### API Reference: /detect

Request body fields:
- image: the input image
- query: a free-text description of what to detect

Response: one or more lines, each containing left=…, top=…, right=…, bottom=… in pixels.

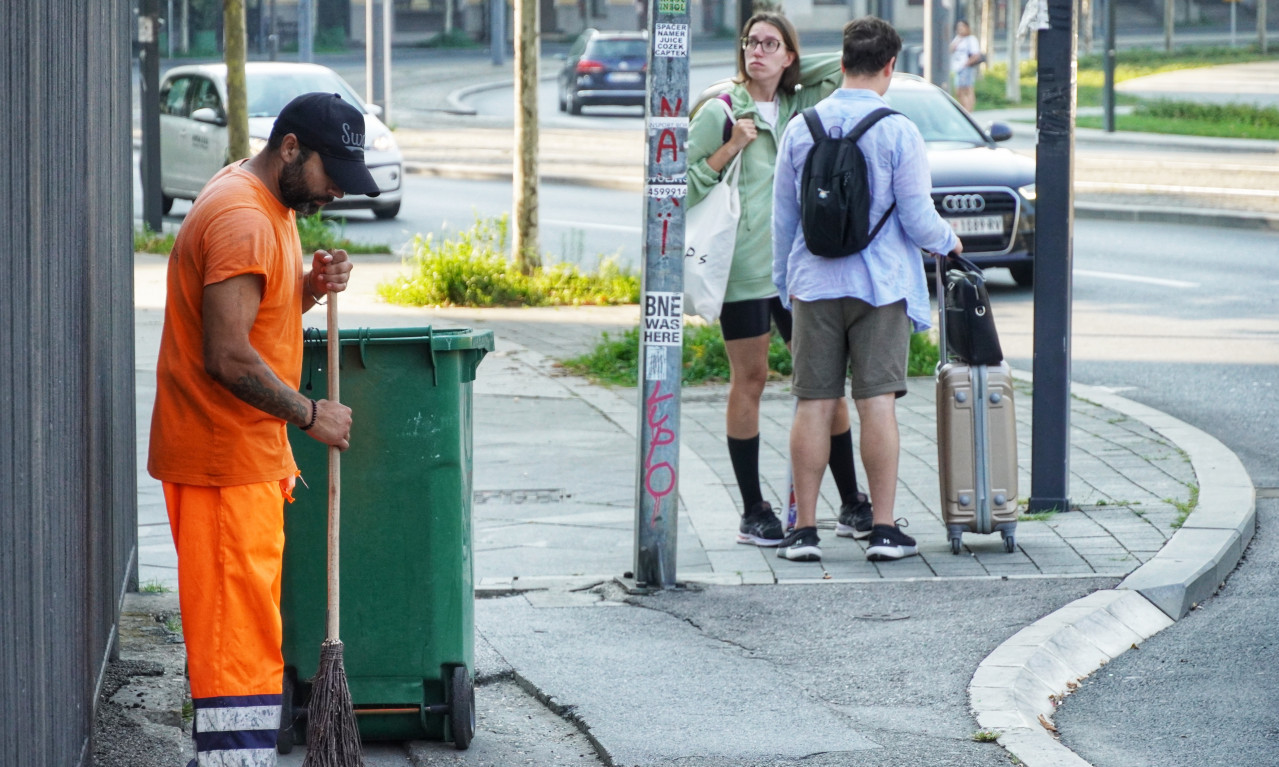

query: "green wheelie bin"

left=278, top=326, right=493, bottom=752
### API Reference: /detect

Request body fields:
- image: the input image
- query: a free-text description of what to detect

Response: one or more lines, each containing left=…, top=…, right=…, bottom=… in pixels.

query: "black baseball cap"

left=273, top=92, right=381, bottom=197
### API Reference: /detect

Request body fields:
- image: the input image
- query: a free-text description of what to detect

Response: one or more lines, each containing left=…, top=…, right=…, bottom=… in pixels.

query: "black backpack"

left=799, top=107, right=900, bottom=258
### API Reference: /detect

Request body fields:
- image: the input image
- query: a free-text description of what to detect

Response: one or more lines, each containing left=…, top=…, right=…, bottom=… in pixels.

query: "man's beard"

left=279, top=154, right=332, bottom=217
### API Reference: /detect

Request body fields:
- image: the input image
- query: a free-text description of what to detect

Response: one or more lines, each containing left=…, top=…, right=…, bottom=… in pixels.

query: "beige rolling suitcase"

left=934, top=254, right=1019, bottom=554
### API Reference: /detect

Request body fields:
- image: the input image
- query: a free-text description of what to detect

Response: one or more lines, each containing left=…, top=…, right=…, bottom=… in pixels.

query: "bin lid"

left=305, top=326, right=495, bottom=353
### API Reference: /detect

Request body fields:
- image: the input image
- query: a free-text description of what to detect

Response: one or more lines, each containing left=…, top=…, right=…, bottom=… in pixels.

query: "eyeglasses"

left=741, top=37, right=783, bottom=54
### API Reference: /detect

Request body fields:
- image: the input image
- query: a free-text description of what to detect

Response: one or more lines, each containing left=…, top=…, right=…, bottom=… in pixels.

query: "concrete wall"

left=0, top=1, right=138, bottom=765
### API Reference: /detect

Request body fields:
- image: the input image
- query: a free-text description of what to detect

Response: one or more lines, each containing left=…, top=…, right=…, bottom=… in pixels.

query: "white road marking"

left=1075, top=181, right=1279, bottom=199
left=1074, top=269, right=1199, bottom=289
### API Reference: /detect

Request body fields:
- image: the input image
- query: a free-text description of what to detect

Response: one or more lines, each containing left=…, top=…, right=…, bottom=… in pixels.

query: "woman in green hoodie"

left=687, top=11, right=872, bottom=548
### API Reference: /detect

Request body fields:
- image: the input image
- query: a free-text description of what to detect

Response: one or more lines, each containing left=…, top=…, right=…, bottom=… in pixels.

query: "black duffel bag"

left=941, top=254, right=1004, bottom=366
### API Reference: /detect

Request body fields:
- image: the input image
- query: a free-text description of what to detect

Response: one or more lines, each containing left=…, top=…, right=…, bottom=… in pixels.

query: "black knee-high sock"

left=727, top=435, right=764, bottom=512
left=828, top=429, right=861, bottom=504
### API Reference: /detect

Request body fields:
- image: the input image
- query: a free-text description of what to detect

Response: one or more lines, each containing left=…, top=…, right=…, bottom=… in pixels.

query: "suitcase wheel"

left=950, top=536, right=963, bottom=555
left=1001, top=531, right=1016, bottom=553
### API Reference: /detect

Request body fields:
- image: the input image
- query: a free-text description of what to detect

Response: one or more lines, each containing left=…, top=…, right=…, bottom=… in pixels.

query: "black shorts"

left=719, top=296, right=793, bottom=343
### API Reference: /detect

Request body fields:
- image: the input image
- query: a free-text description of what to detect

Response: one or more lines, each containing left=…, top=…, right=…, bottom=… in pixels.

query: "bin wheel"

left=449, top=666, right=476, bottom=750
left=277, top=670, right=296, bottom=754
left=1002, top=533, right=1016, bottom=553
left=950, top=536, right=962, bottom=555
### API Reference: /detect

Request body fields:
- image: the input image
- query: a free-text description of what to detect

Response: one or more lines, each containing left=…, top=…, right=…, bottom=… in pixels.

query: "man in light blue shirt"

left=771, top=16, right=960, bottom=563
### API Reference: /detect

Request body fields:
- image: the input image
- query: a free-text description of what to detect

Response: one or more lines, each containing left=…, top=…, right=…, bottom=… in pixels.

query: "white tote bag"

left=684, top=101, right=741, bottom=324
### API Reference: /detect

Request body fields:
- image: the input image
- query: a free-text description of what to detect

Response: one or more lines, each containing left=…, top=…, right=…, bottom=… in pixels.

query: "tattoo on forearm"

left=229, top=372, right=309, bottom=425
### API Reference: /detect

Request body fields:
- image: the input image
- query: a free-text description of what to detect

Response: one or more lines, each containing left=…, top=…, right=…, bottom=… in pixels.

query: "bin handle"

left=425, top=326, right=439, bottom=386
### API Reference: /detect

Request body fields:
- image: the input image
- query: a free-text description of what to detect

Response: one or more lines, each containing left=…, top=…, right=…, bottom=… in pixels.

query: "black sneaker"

left=866, top=521, right=918, bottom=561
left=834, top=493, right=874, bottom=540
left=776, top=526, right=822, bottom=561
left=736, top=502, right=784, bottom=547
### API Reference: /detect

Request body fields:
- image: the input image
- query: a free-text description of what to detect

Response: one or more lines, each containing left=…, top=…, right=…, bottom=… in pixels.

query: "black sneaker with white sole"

left=776, top=526, right=822, bottom=561
left=736, top=502, right=784, bottom=547
left=834, top=494, right=873, bottom=539
left=865, top=522, right=918, bottom=561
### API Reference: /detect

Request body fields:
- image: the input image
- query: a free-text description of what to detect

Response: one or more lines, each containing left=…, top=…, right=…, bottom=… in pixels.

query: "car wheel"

left=557, top=85, right=567, bottom=113
left=1009, top=263, right=1034, bottom=287
left=568, top=91, right=582, bottom=116
left=161, top=194, right=174, bottom=215
left=373, top=202, right=400, bottom=220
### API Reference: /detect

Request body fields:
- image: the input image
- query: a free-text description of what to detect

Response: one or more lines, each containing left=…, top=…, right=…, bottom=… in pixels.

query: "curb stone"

left=970, top=376, right=1256, bottom=767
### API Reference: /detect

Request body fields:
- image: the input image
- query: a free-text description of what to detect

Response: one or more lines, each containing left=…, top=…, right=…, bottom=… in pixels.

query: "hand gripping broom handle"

left=326, top=294, right=341, bottom=642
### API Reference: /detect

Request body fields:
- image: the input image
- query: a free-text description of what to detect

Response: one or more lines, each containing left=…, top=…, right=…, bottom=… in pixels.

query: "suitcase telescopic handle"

left=933, top=251, right=954, bottom=369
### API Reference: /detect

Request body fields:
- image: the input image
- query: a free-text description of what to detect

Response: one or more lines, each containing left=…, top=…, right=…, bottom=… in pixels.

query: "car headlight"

left=370, top=133, right=396, bottom=153
left=249, top=137, right=268, bottom=156
left=1019, top=183, right=1036, bottom=201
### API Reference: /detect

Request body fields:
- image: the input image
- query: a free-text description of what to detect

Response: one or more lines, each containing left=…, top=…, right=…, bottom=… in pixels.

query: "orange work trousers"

left=165, top=478, right=292, bottom=766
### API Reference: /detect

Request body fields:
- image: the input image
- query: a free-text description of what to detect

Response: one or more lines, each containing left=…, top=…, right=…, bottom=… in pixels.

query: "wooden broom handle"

left=326, top=293, right=341, bottom=641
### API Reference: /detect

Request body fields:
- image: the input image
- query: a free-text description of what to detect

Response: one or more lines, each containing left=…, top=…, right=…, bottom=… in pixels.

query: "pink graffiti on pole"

left=644, top=380, right=677, bottom=526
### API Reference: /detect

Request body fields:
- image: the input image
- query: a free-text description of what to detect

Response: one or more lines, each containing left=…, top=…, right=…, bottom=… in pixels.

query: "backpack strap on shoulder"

left=853, top=107, right=902, bottom=242
left=847, top=107, right=900, bottom=142
left=801, top=107, right=825, bottom=141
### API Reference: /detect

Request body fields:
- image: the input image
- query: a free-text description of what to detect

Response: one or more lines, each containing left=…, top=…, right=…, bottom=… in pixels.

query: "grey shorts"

left=954, top=67, right=976, bottom=88
left=790, top=298, right=911, bottom=400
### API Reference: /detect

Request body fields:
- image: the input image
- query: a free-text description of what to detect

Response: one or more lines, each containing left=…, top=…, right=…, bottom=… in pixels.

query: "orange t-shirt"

left=148, top=162, right=305, bottom=486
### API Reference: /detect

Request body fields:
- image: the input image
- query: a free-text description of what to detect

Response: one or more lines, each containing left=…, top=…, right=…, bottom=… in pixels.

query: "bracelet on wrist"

left=299, top=399, right=318, bottom=431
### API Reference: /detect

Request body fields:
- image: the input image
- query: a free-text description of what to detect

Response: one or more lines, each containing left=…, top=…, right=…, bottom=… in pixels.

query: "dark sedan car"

left=884, top=74, right=1036, bottom=286
left=557, top=29, right=648, bottom=115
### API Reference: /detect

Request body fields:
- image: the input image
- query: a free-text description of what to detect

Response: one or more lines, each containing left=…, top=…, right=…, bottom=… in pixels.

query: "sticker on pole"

left=643, top=292, right=683, bottom=347
left=654, top=23, right=690, bottom=58
left=658, top=0, right=687, bottom=13
left=646, top=345, right=667, bottom=380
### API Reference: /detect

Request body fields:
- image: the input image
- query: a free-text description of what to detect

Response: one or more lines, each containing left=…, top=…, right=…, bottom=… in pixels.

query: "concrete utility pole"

left=138, top=0, right=163, bottom=233
left=1006, top=0, right=1019, bottom=103
left=924, top=0, right=951, bottom=88
left=225, top=0, right=250, bottom=163
left=513, top=0, right=540, bottom=271
left=1103, top=0, right=1115, bottom=131
left=1259, top=0, right=1267, bottom=53
left=299, top=0, right=314, bottom=62
left=366, top=0, right=393, bottom=121
left=1029, top=0, right=1075, bottom=513
left=1164, top=0, right=1174, bottom=51
left=491, top=0, right=506, bottom=65
left=633, top=0, right=690, bottom=590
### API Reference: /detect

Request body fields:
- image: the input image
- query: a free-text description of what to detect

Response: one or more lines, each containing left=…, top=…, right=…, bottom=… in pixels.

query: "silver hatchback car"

left=158, top=62, right=404, bottom=219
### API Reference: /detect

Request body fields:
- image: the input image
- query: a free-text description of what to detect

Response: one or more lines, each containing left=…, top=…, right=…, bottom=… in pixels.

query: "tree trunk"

left=513, top=0, right=540, bottom=272
left=224, top=0, right=250, bottom=162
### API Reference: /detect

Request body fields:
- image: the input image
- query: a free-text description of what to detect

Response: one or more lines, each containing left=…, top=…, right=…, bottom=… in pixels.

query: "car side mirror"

left=191, top=107, right=226, bottom=126
left=366, top=103, right=384, bottom=118
left=986, top=122, right=1013, bottom=142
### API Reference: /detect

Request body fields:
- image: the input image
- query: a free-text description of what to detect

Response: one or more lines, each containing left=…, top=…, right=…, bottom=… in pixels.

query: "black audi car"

left=884, top=74, right=1036, bottom=286
left=557, top=29, right=648, bottom=115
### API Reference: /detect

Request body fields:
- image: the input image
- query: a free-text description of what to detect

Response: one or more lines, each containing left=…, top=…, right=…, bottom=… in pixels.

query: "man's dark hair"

left=841, top=16, right=902, bottom=76
left=265, top=126, right=314, bottom=162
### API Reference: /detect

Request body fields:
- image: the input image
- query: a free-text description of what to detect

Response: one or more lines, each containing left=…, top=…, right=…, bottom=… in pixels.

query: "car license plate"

left=608, top=72, right=642, bottom=84
left=947, top=215, right=1004, bottom=236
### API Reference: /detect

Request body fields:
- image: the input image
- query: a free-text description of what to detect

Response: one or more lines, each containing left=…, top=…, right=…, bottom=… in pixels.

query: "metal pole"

left=634, top=0, right=689, bottom=590
left=1103, top=0, right=1115, bottom=132
left=1230, top=0, right=1237, bottom=48
left=366, top=0, right=374, bottom=102
left=1163, top=0, right=1173, bottom=52
left=382, top=0, right=393, bottom=124
left=1006, top=0, right=1019, bottom=103
left=490, top=0, right=506, bottom=65
left=167, top=0, right=174, bottom=57
left=299, top=0, right=313, bottom=62
left=1259, top=0, right=1267, bottom=54
left=1029, top=0, right=1074, bottom=514
left=138, top=0, right=163, bottom=233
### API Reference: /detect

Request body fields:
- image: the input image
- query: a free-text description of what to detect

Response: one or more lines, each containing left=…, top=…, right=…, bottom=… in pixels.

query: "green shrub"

left=134, top=226, right=176, bottom=254
left=378, top=215, right=640, bottom=307
left=563, top=325, right=937, bottom=387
